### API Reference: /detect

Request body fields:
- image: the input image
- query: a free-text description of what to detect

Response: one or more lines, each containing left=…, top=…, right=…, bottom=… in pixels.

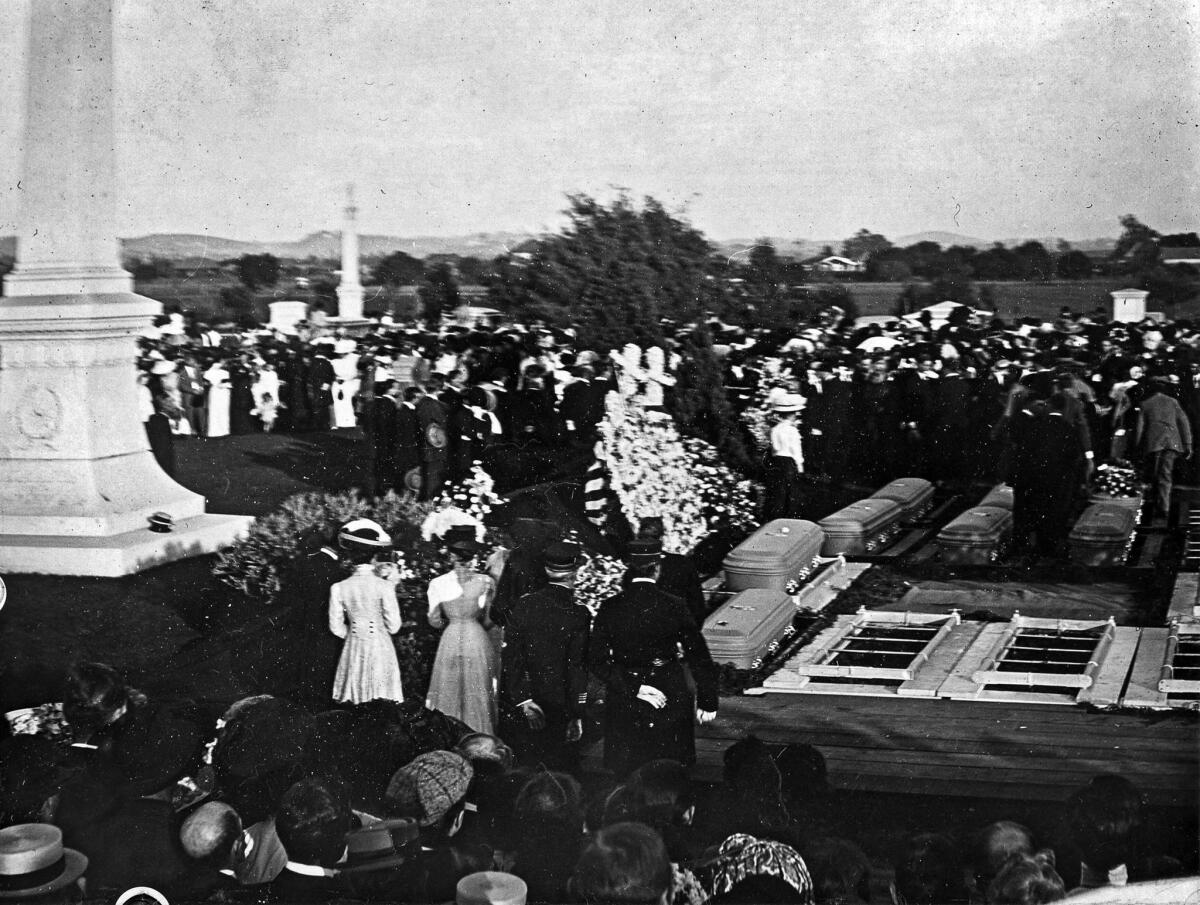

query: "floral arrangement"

left=600, top=386, right=708, bottom=553
left=431, top=462, right=503, bottom=526
left=212, top=490, right=437, bottom=605
left=213, top=464, right=503, bottom=607
left=573, top=551, right=628, bottom=617
left=682, top=438, right=761, bottom=536
left=1093, top=462, right=1141, bottom=499
left=5, top=703, right=71, bottom=745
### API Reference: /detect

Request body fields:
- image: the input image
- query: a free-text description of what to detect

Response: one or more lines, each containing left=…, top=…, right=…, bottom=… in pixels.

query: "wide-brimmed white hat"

left=337, top=518, right=392, bottom=550
left=0, top=824, right=87, bottom=899
left=772, top=393, right=806, bottom=413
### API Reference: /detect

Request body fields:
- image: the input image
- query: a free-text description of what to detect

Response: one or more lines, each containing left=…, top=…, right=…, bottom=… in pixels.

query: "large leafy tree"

left=485, top=193, right=724, bottom=350
left=236, top=253, right=280, bottom=291
left=419, top=262, right=459, bottom=327
left=841, top=228, right=893, bottom=263
left=1112, top=214, right=1160, bottom=272
left=372, top=250, right=424, bottom=287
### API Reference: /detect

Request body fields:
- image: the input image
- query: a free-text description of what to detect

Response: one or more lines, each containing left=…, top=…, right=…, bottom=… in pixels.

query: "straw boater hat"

left=337, top=519, right=392, bottom=551
left=0, top=824, right=87, bottom=899
left=456, top=871, right=528, bottom=905
left=772, top=393, right=806, bottom=413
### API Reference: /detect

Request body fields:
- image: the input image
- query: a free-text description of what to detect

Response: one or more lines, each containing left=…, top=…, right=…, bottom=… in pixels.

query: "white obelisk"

left=0, top=0, right=250, bottom=575
left=336, top=183, right=365, bottom=321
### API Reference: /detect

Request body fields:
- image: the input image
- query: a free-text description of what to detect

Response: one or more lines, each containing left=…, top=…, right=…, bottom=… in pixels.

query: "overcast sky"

left=0, top=0, right=1196, bottom=244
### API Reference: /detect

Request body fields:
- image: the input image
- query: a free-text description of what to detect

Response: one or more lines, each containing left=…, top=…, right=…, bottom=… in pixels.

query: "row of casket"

left=706, top=478, right=937, bottom=668
left=818, top=477, right=935, bottom=556
left=936, top=483, right=1140, bottom=566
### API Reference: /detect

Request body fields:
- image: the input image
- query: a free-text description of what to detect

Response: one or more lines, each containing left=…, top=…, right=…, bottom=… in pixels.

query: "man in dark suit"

left=366, top=380, right=399, bottom=497
left=265, top=777, right=354, bottom=903
left=632, top=517, right=707, bottom=624
left=395, top=387, right=423, bottom=496
left=501, top=542, right=592, bottom=771
left=415, top=381, right=448, bottom=501
left=307, top=344, right=336, bottom=432
left=560, top=365, right=598, bottom=448
left=1008, top=383, right=1088, bottom=558
left=589, top=539, right=719, bottom=777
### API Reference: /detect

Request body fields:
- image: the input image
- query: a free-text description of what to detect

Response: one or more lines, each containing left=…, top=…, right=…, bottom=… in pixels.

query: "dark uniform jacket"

left=589, top=579, right=718, bottom=774
left=502, top=583, right=590, bottom=718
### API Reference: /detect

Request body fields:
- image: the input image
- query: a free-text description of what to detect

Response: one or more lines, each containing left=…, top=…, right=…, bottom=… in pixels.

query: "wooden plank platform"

left=1168, top=573, right=1200, bottom=622
left=690, top=692, right=1198, bottom=805
left=1123, top=627, right=1172, bottom=709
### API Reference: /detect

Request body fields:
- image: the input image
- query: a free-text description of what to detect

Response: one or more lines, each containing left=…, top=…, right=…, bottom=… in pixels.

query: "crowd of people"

left=6, top=298, right=1182, bottom=903
left=139, top=300, right=1200, bottom=551
left=0, top=657, right=1177, bottom=904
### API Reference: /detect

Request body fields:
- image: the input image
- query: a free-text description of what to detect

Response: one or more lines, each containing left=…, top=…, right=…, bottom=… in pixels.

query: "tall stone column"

left=336, top=184, right=365, bottom=321
left=0, top=0, right=250, bottom=575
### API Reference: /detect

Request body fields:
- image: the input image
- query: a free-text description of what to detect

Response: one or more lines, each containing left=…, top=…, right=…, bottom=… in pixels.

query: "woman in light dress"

left=331, top=344, right=361, bottom=429
left=328, top=519, right=405, bottom=704
left=425, top=527, right=498, bottom=733
left=252, top=359, right=281, bottom=432
left=202, top=358, right=232, bottom=438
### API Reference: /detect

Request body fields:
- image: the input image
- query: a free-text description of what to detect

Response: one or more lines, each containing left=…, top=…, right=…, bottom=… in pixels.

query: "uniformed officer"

left=589, top=538, right=718, bottom=777
left=501, top=541, right=591, bottom=770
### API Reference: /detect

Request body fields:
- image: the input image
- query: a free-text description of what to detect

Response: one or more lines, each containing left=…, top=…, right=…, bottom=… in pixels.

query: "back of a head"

left=774, top=744, right=829, bottom=811
left=801, top=836, right=871, bottom=905
left=514, top=770, right=583, bottom=833
left=637, top=517, right=666, bottom=543
left=570, top=822, right=673, bottom=904
left=710, top=874, right=809, bottom=904
left=723, top=735, right=783, bottom=800
left=973, top=821, right=1035, bottom=892
left=628, top=759, right=694, bottom=828
left=894, top=832, right=962, bottom=905
left=987, top=850, right=1066, bottom=904
left=275, top=777, right=351, bottom=868
left=180, top=801, right=243, bottom=870
left=63, top=660, right=130, bottom=733
left=1066, top=774, right=1143, bottom=873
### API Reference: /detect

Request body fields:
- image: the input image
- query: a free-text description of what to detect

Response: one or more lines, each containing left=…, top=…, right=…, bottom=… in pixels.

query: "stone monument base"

left=324, top=316, right=373, bottom=336
left=0, top=513, right=254, bottom=577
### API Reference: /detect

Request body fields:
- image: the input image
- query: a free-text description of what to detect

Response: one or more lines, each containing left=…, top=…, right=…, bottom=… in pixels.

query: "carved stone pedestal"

left=0, top=295, right=251, bottom=576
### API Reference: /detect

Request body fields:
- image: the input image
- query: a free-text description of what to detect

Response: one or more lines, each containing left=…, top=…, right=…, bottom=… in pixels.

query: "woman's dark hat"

left=108, top=704, right=206, bottom=797
left=444, top=524, right=482, bottom=556
left=543, top=541, right=585, bottom=573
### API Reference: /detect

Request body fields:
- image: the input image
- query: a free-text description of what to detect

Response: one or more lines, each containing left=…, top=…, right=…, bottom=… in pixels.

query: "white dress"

left=203, top=364, right=231, bottom=438
left=332, top=353, right=360, bottom=429
left=252, top=367, right=281, bottom=431
left=329, top=564, right=405, bottom=703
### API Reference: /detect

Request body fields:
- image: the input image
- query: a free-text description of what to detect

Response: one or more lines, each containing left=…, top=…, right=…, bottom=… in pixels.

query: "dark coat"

left=502, top=584, right=591, bottom=717
left=658, top=552, right=708, bottom=625
left=589, top=579, right=718, bottom=775
left=394, top=402, right=422, bottom=475
left=415, top=395, right=448, bottom=464
left=59, top=794, right=195, bottom=899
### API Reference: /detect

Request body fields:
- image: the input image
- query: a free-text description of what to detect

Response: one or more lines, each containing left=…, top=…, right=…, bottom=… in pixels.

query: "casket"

left=937, top=506, right=1012, bottom=565
left=978, top=483, right=1014, bottom=511
left=870, top=477, right=935, bottom=523
left=1069, top=502, right=1138, bottom=567
left=818, top=498, right=904, bottom=556
left=703, top=588, right=796, bottom=670
left=722, top=519, right=824, bottom=592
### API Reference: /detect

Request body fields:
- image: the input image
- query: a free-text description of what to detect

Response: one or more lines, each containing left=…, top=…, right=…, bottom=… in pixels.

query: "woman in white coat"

left=202, top=358, right=232, bottom=438
left=328, top=520, right=406, bottom=703
left=331, top=342, right=361, bottom=429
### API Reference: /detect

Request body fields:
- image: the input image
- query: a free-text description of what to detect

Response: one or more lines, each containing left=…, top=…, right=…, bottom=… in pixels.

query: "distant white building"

left=1159, top=247, right=1200, bottom=267
left=809, top=255, right=865, bottom=273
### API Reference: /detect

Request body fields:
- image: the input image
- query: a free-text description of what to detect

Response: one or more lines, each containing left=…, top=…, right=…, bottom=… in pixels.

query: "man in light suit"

left=1136, top=376, right=1192, bottom=523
